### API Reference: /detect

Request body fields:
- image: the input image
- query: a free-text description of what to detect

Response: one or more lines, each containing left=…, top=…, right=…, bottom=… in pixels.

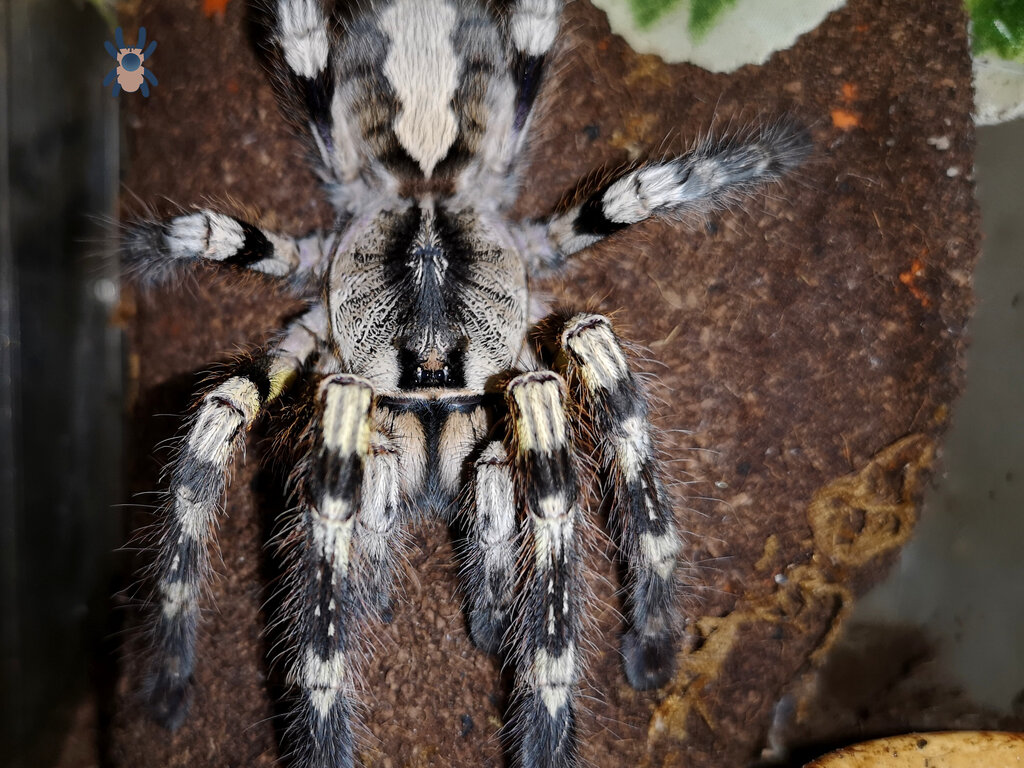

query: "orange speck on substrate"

left=227, top=78, right=240, bottom=94
left=203, top=0, right=229, bottom=18
left=899, top=257, right=931, bottom=308
left=597, top=38, right=609, bottom=51
left=841, top=82, right=858, bottom=101
left=831, top=108, right=859, bottom=130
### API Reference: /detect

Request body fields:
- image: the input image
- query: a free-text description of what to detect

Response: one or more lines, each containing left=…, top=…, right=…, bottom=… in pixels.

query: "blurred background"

left=1, top=0, right=122, bottom=765
left=0, top=0, right=1022, bottom=765
left=850, top=118, right=1024, bottom=715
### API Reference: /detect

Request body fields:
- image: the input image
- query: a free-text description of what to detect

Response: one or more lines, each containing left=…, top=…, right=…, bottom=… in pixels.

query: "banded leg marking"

left=545, top=118, right=811, bottom=259
left=268, top=0, right=395, bottom=204
left=560, top=314, right=681, bottom=690
left=146, top=309, right=321, bottom=728
left=269, top=0, right=353, bottom=183
left=286, top=374, right=379, bottom=768
left=124, top=209, right=329, bottom=286
left=506, top=0, right=563, bottom=131
left=507, top=371, right=582, bottom=768
left=358, top=425, right=403, bottom=621
left=466, top=441, right=517, bottom=654
left=148, top=375, right=266, bottom=728
left=274, top=0, right=330, bottom=81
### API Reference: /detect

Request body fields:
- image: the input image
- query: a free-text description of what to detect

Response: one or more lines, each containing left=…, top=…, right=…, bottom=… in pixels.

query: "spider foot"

left=468, top=606, right=508, bottom=655
left=290, top=697, right=356, bottom=768
left=623, top=628, right=678, bottom=691
left=374, top=592, right=395, bottom=624
left=516, top=693, right=578, bottom=768
left=145, top=667, right=192, bottom=731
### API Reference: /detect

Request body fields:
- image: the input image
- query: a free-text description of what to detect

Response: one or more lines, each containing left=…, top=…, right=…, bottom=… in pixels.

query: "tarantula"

left=125, top=0, right=809, bottom=765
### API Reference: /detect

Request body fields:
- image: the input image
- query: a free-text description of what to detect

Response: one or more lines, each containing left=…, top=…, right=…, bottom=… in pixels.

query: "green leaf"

left=629, top=0, right=685, bottom=29
left=689, top=0, right=740, bottom=39
left=626, top=0, right=741, bottom=39
left=967, top=0, right=1024, bottom=62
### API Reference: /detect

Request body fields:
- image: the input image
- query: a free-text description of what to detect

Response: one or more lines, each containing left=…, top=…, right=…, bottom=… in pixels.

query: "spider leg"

left=464, top=441, right=517, bottom=654
left=446, top=0, right=563, bottom=210
left=266, top=0, right=336, bottom=169
left=143, top=69, right=158, bottom=86
left=145, top=307, right=324, bottom=728
left=104, top=40, right=118, bottom=61
left=284, top=374, right=403, bottom=768
left=502, top=0, right=563, bottom=134
left=558, top=314, right=681, bottom=689
left=140, top=81, right=150, bottom=98
left=507, top=371, right=583, bottom=768
left=357, top=408, right=405, bottom=621
left=103, top=68, right=117, bottom=87
left=521, top=117, right=811, bottom=271
left=266, top=0, right=389, bottom=212
left=122, top=209, right=331, bottom=289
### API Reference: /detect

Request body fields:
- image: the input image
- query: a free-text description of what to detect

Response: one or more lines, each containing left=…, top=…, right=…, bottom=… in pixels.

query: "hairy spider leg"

left=122, top=210, right=331, bottom=288
left=441, top=0, right=565, bottom=212
left=507, top=371, right=584, bottom=768
left=145, top=307, right=324, bottom=728
left=282, top=374, right=385, bottom=768
left=521, top=118, right=812, bottom=271
left=353, top=416, right=405, bottom=622
left=505, top=0, right=563, bottom=134
left=267, top=0, right=346, bottom=183
left=464, top=441, right=518, bottom=654
left=560, top=314, right=682, bottom=689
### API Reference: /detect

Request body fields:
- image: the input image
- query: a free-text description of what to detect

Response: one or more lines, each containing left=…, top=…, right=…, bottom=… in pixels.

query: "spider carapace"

left=125, top=0, right=810, bottom=766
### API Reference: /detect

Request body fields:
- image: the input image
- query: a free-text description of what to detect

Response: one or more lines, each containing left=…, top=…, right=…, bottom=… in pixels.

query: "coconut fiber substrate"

left=97, top=0, right=984, bottom=766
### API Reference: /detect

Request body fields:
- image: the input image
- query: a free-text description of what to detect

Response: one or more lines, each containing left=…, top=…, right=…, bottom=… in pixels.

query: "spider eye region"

left=415, top=364, right=451, bottom=387
left=398, top=347, right=463, bottom=390
left=121, top=52, right=142, bottom=71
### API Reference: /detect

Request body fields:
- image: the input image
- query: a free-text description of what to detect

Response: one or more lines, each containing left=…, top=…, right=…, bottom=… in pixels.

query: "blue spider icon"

left=103, top=27, right=158, bottom=97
